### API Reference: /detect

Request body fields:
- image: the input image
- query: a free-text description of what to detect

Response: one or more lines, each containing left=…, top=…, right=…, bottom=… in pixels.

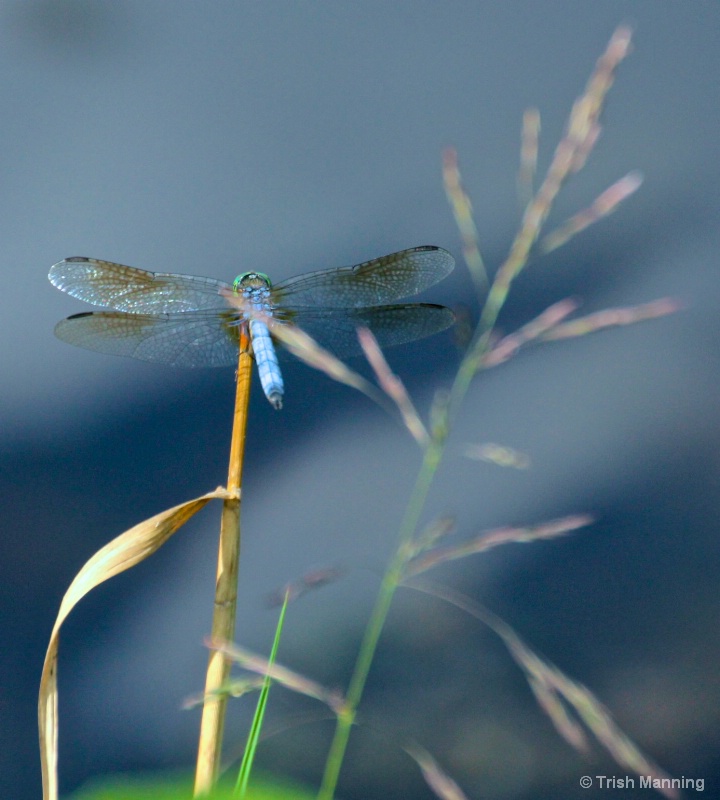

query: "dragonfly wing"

left=49, top=258, right=233, bottom=313
left=272, top=246, right=455, bottom=308
left=54, top=310, right=243, bottom=368
left=284, top=303, right=455, bottom=358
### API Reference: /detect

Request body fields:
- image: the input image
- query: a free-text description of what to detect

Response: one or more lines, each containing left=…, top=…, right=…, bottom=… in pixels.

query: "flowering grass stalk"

left=314, top=25, right=679, bottom=800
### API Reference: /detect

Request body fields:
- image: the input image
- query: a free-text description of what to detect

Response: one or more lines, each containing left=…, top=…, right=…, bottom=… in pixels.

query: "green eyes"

left=233, top=272, right=272, bottom=292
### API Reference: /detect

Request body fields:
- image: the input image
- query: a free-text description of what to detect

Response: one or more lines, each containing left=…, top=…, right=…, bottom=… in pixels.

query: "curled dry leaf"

left=39, top=486, right=235, bottom=800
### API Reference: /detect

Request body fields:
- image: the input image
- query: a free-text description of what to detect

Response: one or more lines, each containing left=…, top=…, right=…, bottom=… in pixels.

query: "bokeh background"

left=2, top=2, right=719, bottom=799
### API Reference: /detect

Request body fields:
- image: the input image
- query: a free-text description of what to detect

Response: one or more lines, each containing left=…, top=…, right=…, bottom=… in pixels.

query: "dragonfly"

left=48, top=246, right=455, bottom=409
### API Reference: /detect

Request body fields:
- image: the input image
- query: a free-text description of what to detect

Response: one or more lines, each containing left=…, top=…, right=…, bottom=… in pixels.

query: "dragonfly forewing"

left=271, top=246, right=454, bottom=308
left=48, top=258, right=232, bottom=313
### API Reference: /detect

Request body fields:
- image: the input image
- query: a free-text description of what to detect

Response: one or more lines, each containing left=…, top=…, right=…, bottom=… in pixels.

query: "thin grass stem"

left=236, top=590, right=290, bottom=797
left=317, top=141, right=538, bottom=794
left=317, top=440, right=442, bottom=799
left=319, top=29, right=634, bottom=798
left=194, top=337, right=253, bottom=796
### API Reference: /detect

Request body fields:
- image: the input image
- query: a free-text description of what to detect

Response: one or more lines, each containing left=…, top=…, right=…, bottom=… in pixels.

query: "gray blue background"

left=2, top=2, right=719, bottom=799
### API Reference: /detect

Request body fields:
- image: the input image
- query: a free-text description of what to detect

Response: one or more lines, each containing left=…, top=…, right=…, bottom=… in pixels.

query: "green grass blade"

left=235, top=591, right=290, bottom=798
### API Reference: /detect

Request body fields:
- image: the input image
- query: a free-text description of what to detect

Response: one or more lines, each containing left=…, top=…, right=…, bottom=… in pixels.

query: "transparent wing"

left=271, top=246, right=455, bottom=309
left=49, top=258, right=233, bottom=313
left=284, top=303, right=456, bottom=358
left=54, top=311, right=243, bottom=368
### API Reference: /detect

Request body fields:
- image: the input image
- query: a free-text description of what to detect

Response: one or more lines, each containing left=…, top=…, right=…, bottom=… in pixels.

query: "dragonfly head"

left=233, top=272, right=272, bottom=293
left=225, top=272, right=274, bottom=321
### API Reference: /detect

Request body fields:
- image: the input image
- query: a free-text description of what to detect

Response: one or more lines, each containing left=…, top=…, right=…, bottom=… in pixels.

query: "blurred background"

left=2, top=2, right=719, bottom=799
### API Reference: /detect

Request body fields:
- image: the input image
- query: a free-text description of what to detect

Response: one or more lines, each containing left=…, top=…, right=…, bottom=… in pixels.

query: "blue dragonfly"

left=48, top=246, right=455, bottom=409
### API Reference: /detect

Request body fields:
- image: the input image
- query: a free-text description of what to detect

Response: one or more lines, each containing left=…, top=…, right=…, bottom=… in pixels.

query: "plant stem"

left=236, top=591, right=290, bottom=797
left=319, top=28, right=633, bottom=799
left=317, top=440, right=442, bottom=800
left=317, top=260, right=515, bottom=800
left=316, top=267, right=523, bottom=800
left=194, top=340, right=253, bottom=796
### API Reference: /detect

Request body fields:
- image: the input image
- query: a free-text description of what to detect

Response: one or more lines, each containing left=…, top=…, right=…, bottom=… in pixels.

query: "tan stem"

left=194, top=339, right=252, bottom=795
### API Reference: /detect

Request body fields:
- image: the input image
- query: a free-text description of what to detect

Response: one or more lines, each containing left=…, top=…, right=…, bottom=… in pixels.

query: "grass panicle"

left=357, top=326, right=430, bottom=446
left=461, top=441, right=532, bottom=469
left=404, top=744, right=470, bottom=800
left=210, top=639, right=346, bottom=716
left=443, top=147, right=488, bottom=295
left=404, top=581, right=681, bottom=800
left=266, top=566, right=347, bottom=608
left=312, top=24, right=680, bottom=800
left=517, top=107, right=541, bottom=209
left=403, top=514, right=594, bottom=578
left=540, top=170, right=643, bottom=253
